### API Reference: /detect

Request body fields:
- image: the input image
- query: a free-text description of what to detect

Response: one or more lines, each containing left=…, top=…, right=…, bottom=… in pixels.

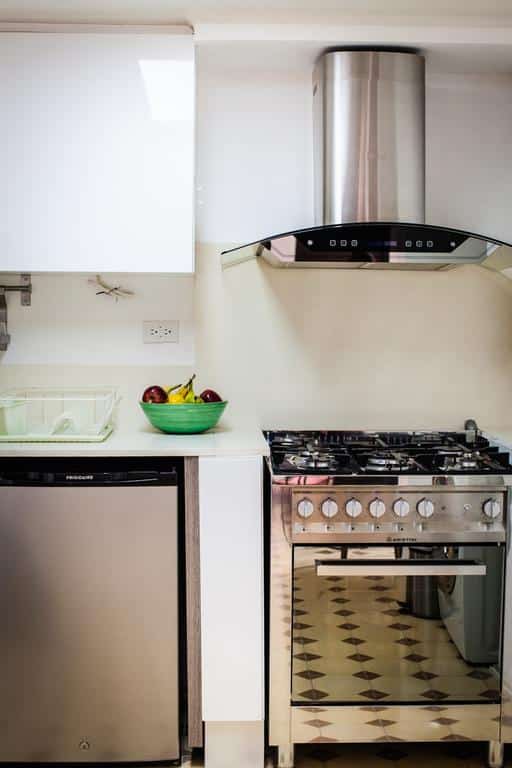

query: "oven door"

left=292, top=545, right=504, bottom=707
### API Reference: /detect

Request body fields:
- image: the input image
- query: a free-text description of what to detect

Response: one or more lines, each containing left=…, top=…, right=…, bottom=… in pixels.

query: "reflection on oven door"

left=438, top=546, right=501, bottom=665
left=292, top=545, right=503, bottom=706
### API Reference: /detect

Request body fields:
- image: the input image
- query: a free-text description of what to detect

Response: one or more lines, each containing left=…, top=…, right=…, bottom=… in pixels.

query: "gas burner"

left=362, top=451, right=424, bottom=473
left=288, top=451, right=339, bottom=471
left=384, top=431, right=447, bottom=448
left=340, top=432, right=386, bottom=449
left=436, top=450, right=495, bottom=473
left=271, top=433, right=305, bottom=450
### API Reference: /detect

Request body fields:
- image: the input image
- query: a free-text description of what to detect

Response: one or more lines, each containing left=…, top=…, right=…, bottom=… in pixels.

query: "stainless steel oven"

left=266, top=427, right=512, bottom=768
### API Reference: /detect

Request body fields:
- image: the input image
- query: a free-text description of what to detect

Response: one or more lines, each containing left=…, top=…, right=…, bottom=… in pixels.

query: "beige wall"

left=196, top=243, right=512, bottom=430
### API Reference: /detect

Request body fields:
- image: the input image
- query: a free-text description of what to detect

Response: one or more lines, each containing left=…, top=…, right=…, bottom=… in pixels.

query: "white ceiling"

left=1, top=0, right=512, bottom=24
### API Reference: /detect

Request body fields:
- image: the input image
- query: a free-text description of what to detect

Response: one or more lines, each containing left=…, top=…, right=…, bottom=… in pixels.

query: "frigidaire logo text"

left=66, top=475, right=94, bottom=481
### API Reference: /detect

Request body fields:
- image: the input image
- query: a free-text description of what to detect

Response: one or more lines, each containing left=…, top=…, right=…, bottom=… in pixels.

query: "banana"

left=168, top=374, right=196, bottom=404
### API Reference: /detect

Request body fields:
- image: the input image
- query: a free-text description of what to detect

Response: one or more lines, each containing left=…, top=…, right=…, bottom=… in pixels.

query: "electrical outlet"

left=143, top=320, right=179, bottom=344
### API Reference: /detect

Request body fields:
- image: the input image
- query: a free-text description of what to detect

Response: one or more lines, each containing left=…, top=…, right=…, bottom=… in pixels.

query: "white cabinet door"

left=198, top=456, right=264, bottom=722
left=0, top=31, right=194, bottom=273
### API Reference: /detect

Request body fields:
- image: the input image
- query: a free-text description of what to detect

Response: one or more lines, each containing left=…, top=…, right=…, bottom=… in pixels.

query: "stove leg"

left=488, top=740, right=504, bottom=768
left=277, top=744, right=294, bottom=768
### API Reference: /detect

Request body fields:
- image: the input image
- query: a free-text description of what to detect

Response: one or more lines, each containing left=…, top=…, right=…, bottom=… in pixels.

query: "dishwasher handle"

left=315, top=558, right=486, bottom=577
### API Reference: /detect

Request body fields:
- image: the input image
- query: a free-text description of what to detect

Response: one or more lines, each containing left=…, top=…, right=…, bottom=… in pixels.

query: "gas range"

left=267, top=428, right=512, bottom=764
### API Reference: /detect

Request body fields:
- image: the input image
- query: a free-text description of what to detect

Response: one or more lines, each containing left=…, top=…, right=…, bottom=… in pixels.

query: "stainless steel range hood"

left=222, top=49, right=512, bottom=271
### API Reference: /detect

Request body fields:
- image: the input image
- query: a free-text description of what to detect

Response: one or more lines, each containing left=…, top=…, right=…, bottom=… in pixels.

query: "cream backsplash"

left=195, top=243, right=512, bottom=431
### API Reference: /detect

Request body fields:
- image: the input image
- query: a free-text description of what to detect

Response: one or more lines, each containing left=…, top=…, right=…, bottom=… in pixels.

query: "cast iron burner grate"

left=266, top=429, right=512, bottom=477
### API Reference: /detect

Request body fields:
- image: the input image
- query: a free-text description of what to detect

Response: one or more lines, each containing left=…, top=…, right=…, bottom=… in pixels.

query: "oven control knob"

left=345, top=498, right=363, bottom=518
left=483, top=498, right=500, bottom=519
left=369, top=499, right=386, bottom=518
left=321, top=498, right=339, bottom=518
left=417, top=498, right=435, bottom=518
left=393, top=498, right=410, bottom=518
left=297, top=498, right=314, bottom=519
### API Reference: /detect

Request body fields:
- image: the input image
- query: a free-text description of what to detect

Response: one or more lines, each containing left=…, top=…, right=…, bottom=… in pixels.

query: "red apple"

left=142, top=385, right=168, bottom=404
left=200, top=388, right=223, bottom=403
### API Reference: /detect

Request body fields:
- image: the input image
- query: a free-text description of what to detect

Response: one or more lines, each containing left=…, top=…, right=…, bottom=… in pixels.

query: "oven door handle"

left=315, top=559, right=486, bottom=577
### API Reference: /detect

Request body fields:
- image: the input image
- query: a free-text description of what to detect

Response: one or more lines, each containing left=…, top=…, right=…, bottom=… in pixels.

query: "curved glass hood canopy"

left=221, top=222, right=512, bottom=273
left=222, top=50, right=512, bottom=276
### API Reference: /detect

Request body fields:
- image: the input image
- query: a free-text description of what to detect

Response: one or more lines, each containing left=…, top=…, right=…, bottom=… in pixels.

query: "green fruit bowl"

left=140, top=400, right=228, bottom=434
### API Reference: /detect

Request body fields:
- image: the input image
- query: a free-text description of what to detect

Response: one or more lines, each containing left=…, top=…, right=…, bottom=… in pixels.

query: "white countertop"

left=0, top=425, right=270, bottom=458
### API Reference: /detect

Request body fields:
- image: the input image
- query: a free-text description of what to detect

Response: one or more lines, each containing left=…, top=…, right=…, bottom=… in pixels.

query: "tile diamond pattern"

left=347, top=653, right=373, bottom=663
left=431, top=717, right=459, bottom=725
left=353, top=670, right=381, bottom=681
left=404, top=653, right=428, bottom=663
left=466, top=669, right=492, bottom=680
left=299, top=689, right=329, bottom=701
left=366, top=718, right=397, bottom=728
left=295, top=670, right=326, bottom=681
left=292, top=548, right=501, bottom=708
left=412, top=671, right=438, bottom=681
left=358, top=689, right=390, bottom=700
left=421, top=689, right=450, bottom=701
left=304, top=719, right=333, bottom=728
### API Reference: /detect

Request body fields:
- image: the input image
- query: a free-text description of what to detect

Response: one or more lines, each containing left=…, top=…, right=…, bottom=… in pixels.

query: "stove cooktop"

left=266, top=430, right=512, bottom=477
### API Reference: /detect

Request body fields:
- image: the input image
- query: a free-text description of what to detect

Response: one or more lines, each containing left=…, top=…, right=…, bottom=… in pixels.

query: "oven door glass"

left=292, top=545, right=504, bottom=705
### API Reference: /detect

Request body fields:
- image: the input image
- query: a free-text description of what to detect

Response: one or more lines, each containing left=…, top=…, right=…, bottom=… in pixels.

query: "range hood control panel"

left=295, top=224, right=467, bottom=259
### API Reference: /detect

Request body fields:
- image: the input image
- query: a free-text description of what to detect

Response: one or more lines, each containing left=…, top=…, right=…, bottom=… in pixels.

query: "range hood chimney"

left=222, top=48, right=511, bottom=271
left=314, top=49, right=425, bottom=227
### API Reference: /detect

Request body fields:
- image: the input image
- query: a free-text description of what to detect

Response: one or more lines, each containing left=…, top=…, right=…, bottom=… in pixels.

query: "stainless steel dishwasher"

left=0, top=457, right=181, bottom=763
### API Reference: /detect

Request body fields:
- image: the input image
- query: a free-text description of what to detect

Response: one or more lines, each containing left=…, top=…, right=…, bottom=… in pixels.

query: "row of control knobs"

left=297, top=497, right=500, bottom=520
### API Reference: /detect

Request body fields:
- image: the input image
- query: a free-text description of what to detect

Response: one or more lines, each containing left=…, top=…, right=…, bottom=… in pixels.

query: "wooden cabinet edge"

left=184, top=456, right=203, bottom=748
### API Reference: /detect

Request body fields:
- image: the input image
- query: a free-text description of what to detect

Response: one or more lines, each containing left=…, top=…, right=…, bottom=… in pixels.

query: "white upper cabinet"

left=0, top=30, right=195, bottom=273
